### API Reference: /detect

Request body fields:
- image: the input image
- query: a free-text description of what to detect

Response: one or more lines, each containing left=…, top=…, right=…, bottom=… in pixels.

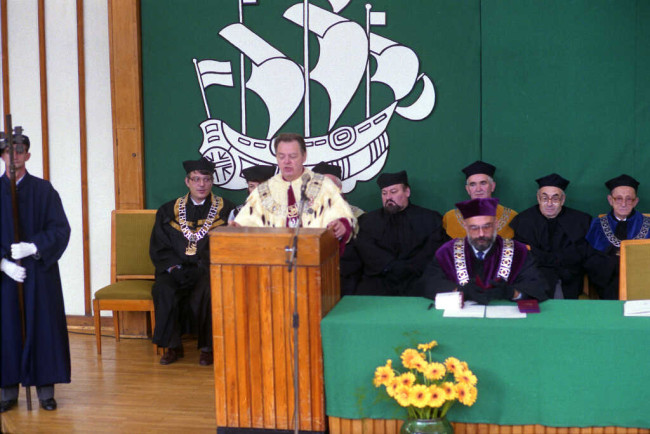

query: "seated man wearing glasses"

left=510, top=174, right=595, bottom=299
left=419, top=198, right=549, bottom=304
left=150, top=158, right=234, bottom=365
left=585, top=174, right=650, bottom=299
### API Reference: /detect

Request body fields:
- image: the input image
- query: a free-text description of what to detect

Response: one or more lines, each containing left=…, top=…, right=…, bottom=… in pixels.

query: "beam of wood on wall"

left=108, top=0, right=145, bottom=210
left=38, top=0, right=50, bottom=179
left=1, top=0, right=10, bottom=115
left=107, top=0, right=148, bottom=335
left=77, top=0, right=92, bottom=316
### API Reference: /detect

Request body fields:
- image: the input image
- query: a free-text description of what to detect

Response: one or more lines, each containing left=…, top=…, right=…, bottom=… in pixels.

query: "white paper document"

left=485, top=305, right=526, bottom=319
left=443, top=302, right=486, bottom=318
left=623, top=300, right=650, bottom=317
left=435, top=291, right=463, bottom=310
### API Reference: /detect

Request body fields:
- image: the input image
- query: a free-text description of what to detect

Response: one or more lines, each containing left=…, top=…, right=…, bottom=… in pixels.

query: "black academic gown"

left=343, top=203, right=447, bottom=296
left=1, top=173, right=71, bottom=388
left=149, top=193, right=233, bottom=349
left=510, top=206, right=594, bottom=299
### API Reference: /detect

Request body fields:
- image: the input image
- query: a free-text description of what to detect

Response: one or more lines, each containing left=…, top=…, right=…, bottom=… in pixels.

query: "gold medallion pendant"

left=185, top=242, right=198, bottom=256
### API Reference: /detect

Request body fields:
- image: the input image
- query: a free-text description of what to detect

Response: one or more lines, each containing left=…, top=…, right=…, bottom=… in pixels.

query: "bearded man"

left=341, top=170, right=446, bottom=296
left=419, top=198, right=549, bottom=304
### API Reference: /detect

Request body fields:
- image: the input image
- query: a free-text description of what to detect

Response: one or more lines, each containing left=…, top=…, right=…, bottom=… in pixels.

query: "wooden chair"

left=93, top=210, right=157, bottom=354
left=619, top=239, right=650, bottom=300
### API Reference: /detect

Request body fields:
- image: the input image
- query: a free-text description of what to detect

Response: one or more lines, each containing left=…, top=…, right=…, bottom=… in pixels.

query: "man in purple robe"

left=1, top=134, right=71, bottom=412
left=419, top=198, right=549, bottom=304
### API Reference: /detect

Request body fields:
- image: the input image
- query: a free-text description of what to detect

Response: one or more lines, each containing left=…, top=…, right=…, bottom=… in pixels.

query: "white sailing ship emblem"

left=193, top=0, right=436, bottom=193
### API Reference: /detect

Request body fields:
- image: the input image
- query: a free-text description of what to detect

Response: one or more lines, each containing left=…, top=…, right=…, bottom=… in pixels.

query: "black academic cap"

left=312, top=161, right=342, bottom=179
left=0, top=134, right=30, bottom=152
left=461, top=160, right=496, bottom=179
left=242, top=165, right=276, bottom=183
left=377, top=170, right=409, bottom=189
left=183, top=158, right=215, bottom=174
left=605, top=174, right=639, bottom=192
left=536, top=173, right=570, bottom=190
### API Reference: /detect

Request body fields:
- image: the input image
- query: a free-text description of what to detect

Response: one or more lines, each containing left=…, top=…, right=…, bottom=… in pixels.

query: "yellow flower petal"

left=373, top=364, right=395, bottom=387
left=456, top=383, right=477, bottom=406
left=398, top=372, right=417, bottom=388
left=395, top=385, right=412, bottom=407
left=423, top=362, right=446, bottom=381
left=401, top=348, right=425, bottom=370
left=444, top=357, right=461, bottom=374
left=428, top=385, right=446, bottom=408
left=409, top=384, right=431, bottom=408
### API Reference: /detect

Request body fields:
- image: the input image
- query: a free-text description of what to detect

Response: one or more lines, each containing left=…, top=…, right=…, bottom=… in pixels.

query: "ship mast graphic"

left=193, top=0, right=435, bottom=193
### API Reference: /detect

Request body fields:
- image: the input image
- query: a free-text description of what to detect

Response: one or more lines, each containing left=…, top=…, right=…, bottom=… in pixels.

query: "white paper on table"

left=485, top=305, right=527, bottom=319
left=443, top=301, right=486, bottom=318
left=435, top=291, right=463, bottom=310
left=623, top=300, right=650, bottom=317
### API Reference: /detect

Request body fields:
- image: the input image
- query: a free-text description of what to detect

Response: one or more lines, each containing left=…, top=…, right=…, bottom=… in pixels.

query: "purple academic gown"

left=419, top=236, right=550, bottom=301
left=1, top=172, right=71, bottom=388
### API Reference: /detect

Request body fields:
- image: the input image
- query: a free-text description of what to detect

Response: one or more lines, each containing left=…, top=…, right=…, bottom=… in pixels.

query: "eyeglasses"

left=612, top=196, right=636, bottom=205
left=188, top=176, right=213, bottom=184
left=466, top=223, right=494, bottom=233
left=539, top=196, right=562, bottom=204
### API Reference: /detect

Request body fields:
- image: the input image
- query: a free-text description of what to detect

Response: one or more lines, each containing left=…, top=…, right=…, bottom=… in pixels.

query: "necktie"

left=477, top=251, right=484, bottom=260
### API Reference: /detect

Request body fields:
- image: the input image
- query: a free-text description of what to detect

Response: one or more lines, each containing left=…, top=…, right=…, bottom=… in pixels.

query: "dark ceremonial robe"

left=1, top=173, right=71, bottom=388
left=344, top=204, right=447, bottom=296
left=150, top=193, right=233, bottom=348
left=585, top=210, right=650, bottom=299
left=419, top=237, right=550, bottom=301
left=510, top=206, right=593, bottom=299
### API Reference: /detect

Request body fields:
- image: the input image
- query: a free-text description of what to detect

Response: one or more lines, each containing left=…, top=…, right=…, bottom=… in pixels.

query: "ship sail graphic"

left=194, top=0, right=436, bottom=193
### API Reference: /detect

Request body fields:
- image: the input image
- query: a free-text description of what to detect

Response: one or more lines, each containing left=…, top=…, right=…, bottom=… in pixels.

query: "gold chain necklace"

left=178, top=194, right=219, bottom=255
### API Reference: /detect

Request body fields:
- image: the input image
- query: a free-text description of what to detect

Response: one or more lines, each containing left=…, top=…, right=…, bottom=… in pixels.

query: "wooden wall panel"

left=328, top=419, right=650, bottom=434
left=108, top=0, right=144, bottom=210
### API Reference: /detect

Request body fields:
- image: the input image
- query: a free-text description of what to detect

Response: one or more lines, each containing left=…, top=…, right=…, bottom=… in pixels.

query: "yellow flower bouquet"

left=373, top=340, right=477, bottom=419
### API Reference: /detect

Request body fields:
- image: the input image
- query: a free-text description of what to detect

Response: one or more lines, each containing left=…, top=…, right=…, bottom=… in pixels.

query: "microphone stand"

left=285, top=176, right=309, bottom=434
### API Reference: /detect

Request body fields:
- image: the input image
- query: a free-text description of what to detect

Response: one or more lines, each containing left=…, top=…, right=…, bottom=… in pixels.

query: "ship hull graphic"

left=194, top=1, right=435, bottom=193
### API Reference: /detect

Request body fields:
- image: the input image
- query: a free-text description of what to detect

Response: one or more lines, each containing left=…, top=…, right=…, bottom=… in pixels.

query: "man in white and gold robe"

left=234, top=133, right=355, bottom=253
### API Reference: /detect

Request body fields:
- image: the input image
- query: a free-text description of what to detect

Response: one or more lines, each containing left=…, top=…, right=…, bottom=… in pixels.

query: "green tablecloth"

left=320, top=296, right=650, bottom=427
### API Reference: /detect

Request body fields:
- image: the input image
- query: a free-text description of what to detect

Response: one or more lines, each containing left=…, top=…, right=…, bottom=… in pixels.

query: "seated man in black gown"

left=342, top=170, right=446, bottom=296
left=419, top=198, right=549, bottom=304
left=510, top=173, right=595, bottom=299
left=150, top=158, right=234, bottom=365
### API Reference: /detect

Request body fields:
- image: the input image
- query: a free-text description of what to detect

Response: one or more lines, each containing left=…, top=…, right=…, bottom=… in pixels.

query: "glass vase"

left=400, top=418, right=454, bottom=434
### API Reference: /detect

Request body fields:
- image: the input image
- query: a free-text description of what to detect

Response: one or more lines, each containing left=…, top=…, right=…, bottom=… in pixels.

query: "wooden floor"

left=1, top=332, right=216, bottom=433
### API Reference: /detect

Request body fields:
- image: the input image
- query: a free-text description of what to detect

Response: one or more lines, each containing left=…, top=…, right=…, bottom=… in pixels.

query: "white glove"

left=11, top=242, right=38, bottom=260
left=1, top=258, right=26, bottom=283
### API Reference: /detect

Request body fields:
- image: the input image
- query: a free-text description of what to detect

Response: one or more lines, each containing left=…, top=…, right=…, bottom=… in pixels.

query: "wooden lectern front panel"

left=210, top=228, right=339, bottom=432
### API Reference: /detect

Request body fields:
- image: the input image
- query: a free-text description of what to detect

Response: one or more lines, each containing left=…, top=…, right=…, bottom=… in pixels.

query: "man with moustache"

left=510, top=174, right=595, bottom=299
left=342, top=170, right=446, bottom=296
left=585, top=174, right=650, bottom=299
left=442, top=161, right=517, bottom=239
left=419, top=198, right=549, bottom=304
left=150, top=158, right=234, bottom=365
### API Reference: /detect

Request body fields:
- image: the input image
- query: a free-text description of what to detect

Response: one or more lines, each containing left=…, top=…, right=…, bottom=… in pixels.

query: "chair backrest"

left=619, top=239, right=650, bottom=300
left=111, top=210, right=157, bottom=282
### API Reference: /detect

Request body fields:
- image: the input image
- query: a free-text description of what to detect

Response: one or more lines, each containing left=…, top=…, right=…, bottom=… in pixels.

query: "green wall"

left=142, top=0, right=650, bottom=218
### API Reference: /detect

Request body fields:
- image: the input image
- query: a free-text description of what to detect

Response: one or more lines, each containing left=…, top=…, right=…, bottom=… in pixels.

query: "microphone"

left=299, top=173, right=311, bottom=201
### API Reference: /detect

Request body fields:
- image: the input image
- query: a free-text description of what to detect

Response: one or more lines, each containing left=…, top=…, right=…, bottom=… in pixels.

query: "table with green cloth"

left=320, top=296, right=650, bottom=428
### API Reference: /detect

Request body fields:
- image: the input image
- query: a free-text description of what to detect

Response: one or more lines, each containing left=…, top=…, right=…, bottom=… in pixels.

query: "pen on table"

left=427, top=302, right=434, bottom=310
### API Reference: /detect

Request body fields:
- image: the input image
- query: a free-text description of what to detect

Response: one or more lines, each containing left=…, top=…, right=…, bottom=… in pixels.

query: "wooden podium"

left=209, top=227, right=340, bottom=433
